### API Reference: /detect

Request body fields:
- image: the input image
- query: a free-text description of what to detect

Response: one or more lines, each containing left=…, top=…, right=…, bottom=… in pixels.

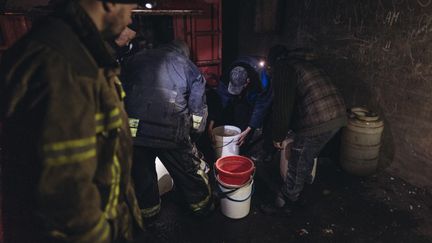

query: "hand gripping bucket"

left=212, top=125, right=241, bottom=158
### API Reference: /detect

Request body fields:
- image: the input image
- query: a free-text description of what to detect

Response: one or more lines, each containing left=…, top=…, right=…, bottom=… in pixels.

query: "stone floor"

left=135, top=151, right=432, bottom=243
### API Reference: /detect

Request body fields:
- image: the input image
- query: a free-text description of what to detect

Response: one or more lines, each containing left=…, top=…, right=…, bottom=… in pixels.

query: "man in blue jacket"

left=207, top=56, right=274, bottom=158
left=122, top=40, right=213, bottom=221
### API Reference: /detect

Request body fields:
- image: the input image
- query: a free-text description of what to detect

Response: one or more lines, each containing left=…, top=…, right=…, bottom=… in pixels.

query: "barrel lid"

left=350, top=107, right=380, bottom=122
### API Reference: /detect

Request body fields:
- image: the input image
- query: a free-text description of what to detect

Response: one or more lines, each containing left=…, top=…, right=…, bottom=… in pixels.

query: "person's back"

left=123, top=41, right=207, bottom=147
left=261, top=45, right=347, bottom=216
left=0, top=1, right=143, bottom=242
left=285, top=58, right=346, bottom=135
left=271, top=55, right=346, bottom=140
left=122, top=40, right=213, bottom=221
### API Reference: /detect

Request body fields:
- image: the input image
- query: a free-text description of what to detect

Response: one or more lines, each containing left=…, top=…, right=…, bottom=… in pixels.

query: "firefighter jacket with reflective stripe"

left=122, top=43, right=208, bottom=148
left=0, top=2, right=143, bottom=243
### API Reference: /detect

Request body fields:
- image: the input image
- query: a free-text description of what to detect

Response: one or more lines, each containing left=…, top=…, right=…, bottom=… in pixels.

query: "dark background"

left=221, top=0, right=432, bottom=189
left=0, top=0, right=431, bottom=194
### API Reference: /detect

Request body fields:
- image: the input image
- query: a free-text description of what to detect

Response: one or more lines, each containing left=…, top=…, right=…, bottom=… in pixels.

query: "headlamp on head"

left=143, top=1, right=157, bottom=9
left=99, top=0, right=154, bottom=7
left=259, top=60, right=266, bottom=68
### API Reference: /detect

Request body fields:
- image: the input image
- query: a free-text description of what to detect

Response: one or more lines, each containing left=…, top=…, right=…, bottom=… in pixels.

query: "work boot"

left=260, top=201, right=293, bottom=217
left=260, top=190, right=307, bottom=217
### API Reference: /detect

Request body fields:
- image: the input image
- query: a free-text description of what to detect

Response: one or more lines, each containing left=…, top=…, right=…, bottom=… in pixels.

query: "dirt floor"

left=135, top=141, right=432, bottom=243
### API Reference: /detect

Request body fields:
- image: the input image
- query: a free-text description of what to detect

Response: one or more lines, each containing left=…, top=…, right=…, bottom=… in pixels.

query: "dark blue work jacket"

left=209, top=56, right=273, bottom=130
left=122, top=44, right=207, bottom=148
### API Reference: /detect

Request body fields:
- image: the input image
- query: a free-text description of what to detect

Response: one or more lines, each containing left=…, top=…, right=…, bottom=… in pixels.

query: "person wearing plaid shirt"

left=261, top=45, right=347, bottom=216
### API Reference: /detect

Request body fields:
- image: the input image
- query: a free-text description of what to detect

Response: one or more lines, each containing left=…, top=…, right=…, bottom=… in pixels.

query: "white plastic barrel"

left=340, top=107, right=384, bottom=176
left=212, top=125, right=241, bottom=159
left=218, top=179, right=254, bottom=219
left=155, top=157, right=173, bottom=195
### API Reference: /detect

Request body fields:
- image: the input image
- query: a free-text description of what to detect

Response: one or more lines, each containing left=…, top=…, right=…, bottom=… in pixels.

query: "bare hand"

left=207, top=121, right=215, bottom=144
left=273, top=141, right=283, bottom=150
left=237, top=127, right=252, bottom=146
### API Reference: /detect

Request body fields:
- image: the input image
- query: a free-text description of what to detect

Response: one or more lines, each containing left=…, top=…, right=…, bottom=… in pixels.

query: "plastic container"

left=218, top=179, right=254, bottom=219
left=155, top=157, right=173, bottom=195
left=340, top=107, right=384, bottom=176
left=212, top=125, right=241, bottom=158
left=215, top=155, right=255, bottom=186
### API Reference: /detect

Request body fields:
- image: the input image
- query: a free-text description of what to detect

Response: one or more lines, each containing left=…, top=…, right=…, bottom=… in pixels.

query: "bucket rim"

left=216, top=175, right=253, bottom=189
left=215, top=155, right=255, bottom=176
left=212, top=125, right=241, bottom=137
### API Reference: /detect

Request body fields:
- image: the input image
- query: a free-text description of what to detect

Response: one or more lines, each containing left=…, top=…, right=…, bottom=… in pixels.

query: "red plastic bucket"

left=215, top=155, right=255, bottom=186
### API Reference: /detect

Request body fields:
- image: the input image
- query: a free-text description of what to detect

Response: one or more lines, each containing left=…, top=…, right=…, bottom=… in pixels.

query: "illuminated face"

left=103, top=3, right=137, bottom=38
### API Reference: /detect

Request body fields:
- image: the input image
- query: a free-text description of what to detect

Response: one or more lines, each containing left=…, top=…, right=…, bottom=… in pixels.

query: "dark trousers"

left=131, top=142, right=211, bottom=218
left=281, top=129, right=339, bottom=202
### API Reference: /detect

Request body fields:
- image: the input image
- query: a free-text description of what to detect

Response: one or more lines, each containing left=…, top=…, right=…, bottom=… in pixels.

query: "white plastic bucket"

left=155, top=157, right=208, bottom=195
left=218, top=179, right=254, bottom=219
left=155, top=157, right=173, bottom=196
left=212, top=125, right=241, bottom=159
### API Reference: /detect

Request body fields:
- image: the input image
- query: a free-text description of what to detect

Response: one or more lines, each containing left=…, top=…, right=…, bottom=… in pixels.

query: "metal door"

left=173, top=0, right=222, bottom=85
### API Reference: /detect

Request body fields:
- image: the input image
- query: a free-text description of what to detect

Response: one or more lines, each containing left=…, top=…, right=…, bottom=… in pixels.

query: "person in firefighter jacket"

left=121, top=40, right=213, bottom=220
left=0, top=0, right=145, bottom=242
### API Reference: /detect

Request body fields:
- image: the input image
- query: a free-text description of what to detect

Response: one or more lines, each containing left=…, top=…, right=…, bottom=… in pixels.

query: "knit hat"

left=228, top=66, right=248, bottom=95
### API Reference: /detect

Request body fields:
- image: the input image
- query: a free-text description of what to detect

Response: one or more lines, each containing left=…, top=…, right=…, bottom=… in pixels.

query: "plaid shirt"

left=272, top=58, right=347, bottom=141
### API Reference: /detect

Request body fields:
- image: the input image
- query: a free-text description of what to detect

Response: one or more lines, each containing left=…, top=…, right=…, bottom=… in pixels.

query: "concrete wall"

left=234, top=0, right=432, bottom=188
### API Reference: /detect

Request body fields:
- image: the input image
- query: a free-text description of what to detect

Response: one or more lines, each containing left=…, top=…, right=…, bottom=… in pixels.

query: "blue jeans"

left=281, top=129, right=339, bottom=202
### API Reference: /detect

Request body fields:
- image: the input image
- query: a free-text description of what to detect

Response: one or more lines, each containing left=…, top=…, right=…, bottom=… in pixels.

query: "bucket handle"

left=215, top=186, right=239, bottom=198
left=213, top=163, right=255, bottom=202
left=213, top=163, right=239, bottom=198
left=214, top=181, right=255, bottom=202
left=212, top=138, right=237, bottom=149
left=224, top=183, right=255, bottom=202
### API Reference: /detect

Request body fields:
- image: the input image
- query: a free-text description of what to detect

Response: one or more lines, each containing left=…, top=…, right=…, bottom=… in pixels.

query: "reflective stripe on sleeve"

left=95, top=107, right=122, bottom=133
left=43, top=136, right=96, bottom=166
left=192, top=114, right=203, bottom=129
left=129, top=118, right=139, bottom=137
left=104, top=155, right=121, bottom=219
left=79, top=215, right=111, bottom=243
left=141, top=203, right=161, bottom=218
left=190, top=163, right=211, bottom=212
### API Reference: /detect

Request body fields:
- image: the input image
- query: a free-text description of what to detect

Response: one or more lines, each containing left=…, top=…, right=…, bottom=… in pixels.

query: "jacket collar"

left=53, top=1, right=118, bottom=69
